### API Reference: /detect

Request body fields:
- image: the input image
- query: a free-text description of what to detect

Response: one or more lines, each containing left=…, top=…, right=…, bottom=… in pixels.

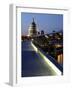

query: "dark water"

left=21, top=40, right=56, bottom=77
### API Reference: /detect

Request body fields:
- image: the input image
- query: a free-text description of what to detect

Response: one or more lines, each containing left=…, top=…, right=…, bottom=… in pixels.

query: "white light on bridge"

left=31, top=42, right=62, bottom=75
left=31, top=42, right=38, bottom=52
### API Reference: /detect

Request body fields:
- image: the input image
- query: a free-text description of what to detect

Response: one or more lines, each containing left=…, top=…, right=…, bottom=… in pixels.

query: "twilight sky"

left=21, top=12, right=63, bottom=35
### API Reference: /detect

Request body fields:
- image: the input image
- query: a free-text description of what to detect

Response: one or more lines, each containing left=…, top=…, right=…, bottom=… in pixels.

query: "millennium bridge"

left=21, top=39, right=63, bottom=77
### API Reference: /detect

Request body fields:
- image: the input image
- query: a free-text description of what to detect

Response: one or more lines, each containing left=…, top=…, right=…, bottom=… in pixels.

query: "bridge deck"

left=22, top=40, right=57, bottom=77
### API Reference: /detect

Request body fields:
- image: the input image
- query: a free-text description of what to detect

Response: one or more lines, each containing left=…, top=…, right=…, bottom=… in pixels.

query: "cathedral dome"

left=31, top=20, right=36, bottom=26
left=28, top=18, right=37, bottom=37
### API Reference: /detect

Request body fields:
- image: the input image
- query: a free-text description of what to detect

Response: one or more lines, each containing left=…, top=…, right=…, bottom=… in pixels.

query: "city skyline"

left=21, top=12, right=63, bottom=35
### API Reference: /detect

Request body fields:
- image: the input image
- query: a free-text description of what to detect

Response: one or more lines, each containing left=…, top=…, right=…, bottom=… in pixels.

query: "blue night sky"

left=21, top=12, right=63, bottom=35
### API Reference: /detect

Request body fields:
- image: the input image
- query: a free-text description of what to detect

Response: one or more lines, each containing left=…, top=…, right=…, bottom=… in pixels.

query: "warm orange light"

left=55, top=44, right=62, bottom=48
left=57, top=54, right=63, bottom=64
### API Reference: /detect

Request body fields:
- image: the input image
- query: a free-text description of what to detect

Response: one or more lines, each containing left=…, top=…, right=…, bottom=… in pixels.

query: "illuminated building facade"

left=28, top=18, right=37, bottom=37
